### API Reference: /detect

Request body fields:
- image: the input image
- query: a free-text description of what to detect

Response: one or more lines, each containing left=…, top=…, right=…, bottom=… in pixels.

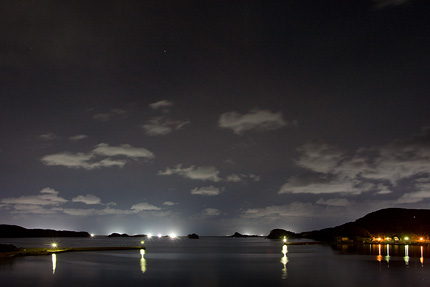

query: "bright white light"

left=90, top=234, right=95, bottom=237
left=51, top=243, right=57, bottom=248
left=158, top=234, right=162, bottom=238
left=147, top=233, right=152, bottom=238
left=52, top=253, right=57, bottom=274
left=169, top=233, right=177, bottom=239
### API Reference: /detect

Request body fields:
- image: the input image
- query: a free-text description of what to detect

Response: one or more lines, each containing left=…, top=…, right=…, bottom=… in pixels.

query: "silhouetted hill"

left=354, top=208, right=430, bottom=235
left=268, top=208, right=430, bottom=242
left=0, top=224, right=90, bottom=238
left=300, top=222, right=372, bottom=241
left=107, top=233, right=146, bottom=238
left=230, top=232, right=261, bottom=238
left=266, top=229, right=300, bottom=239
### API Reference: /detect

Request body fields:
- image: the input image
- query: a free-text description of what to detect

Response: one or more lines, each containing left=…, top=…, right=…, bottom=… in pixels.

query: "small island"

left=187, top=233, right=199, bottom=239
left=108, top=233, right=147, bottom=238
left=230, top=232, right=261, bottom=238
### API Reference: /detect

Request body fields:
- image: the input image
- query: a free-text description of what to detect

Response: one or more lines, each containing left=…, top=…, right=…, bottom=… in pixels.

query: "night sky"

left=1, top=0, right=429, bottom=236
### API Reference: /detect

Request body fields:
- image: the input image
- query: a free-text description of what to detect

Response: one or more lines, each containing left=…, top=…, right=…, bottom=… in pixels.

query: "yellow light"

left=404, top=237, right=409, bottom=240
left=283, top=236, right=287, bottom=243
left=141, top=241, right=145, bottom=245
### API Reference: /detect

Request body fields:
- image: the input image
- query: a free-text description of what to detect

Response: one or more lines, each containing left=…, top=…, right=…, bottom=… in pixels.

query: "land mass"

left=108, top=233, right=146, bottom=238
left=268, top=208, right=430, bottom=242
left=0, top=224, right=90, bottom=238
left=1, top=208, right=429, bottom=243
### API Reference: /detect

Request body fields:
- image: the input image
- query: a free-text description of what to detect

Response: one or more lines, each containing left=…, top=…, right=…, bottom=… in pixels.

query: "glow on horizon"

left=169, top=233, right=177, bottom=239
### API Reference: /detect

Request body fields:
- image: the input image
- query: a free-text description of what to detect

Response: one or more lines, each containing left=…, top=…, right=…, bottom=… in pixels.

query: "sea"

left=1, top=236, right=429, bottom=287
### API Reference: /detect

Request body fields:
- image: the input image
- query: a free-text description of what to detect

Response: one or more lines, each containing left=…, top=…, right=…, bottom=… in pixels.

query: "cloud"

left=1, top=187, right=67, bottom=206
left=142, top=117, right=190, bottom=136
left=149, top=100, right=173, bottom=110
left=278, top=174, right=373, bottom=195
left=62, top=207, right=135, bottom=216
left=397, top=178, right=430, bottom=203
left=242, top=202, right=321, bottom=219
left=0, top=188, right=68, bottom=214
left=373, top=0, right=410, bottom=9
left=163, top=201, right=178, bottom=206
left=62, top=208, right=98, bottom=216
left=93, top=143, right=155, bottom=159
left=9, top=204, right=59, bottom=214
left=279, top=129, right=430, bottom=198
left=69, top=134, right=88, bottom=141
left=218, top=109, right=287, bottom=135
left=158, top=164, right=221, bottom=182
left=191, top=186, right=222, bottom=196
left=41, top=143, right=154, bottom=170
left=93, top=109, right=127, bottom=122
left=396, top=191, right=430, bottom=204
left=39, top=133, right=57, bottom=140
left=72, top=194, right=102, bottom=205
left=130, top=202, right=161, bottom=212
left=226, top=173, right=261, bottom=182
left=316, top=198, right=353, bottom=207
left=0, top=188, right=165, bottom=217
left=202, top=208, right=221, bottom=217
left=295, top=141, right=345, bottom=174
left=41, top=152, right=126, bottom=170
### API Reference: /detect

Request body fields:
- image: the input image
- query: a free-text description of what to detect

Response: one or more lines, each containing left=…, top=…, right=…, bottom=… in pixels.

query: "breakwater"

left=0, top=246, right=145, bottom=258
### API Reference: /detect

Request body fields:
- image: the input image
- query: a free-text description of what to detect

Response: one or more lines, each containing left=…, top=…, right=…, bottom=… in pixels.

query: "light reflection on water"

left=2, top=238, right=430, bottom=287
left=280, top=244, right=288, bottom=279
left=51, top=253, right=56, bottom=274
left=140, top=249, right=146, bottom=274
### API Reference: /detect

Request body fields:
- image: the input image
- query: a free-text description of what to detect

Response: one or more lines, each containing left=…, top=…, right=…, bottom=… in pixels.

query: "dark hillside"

left=268, top=208, right=430, bottom=242
left=0, top=224, right=90, bottom=238
left=354, top=208, right=430, bottom=235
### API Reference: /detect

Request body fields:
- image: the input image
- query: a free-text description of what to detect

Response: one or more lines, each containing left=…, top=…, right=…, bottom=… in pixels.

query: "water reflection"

left=404, top=245, right=409, bottom=266
left=52, top=253, right=57, bottom=274
left=140, top=249, right=146, bottom=274
left=421, top=246, right=424, bottom=266
left=377, top=244, right=382, bottom=263
left=385, top=244, right=390, bottom=266
left=281, top=244, right=288, bottom=279
left=337, top=243, right=426, bottom=268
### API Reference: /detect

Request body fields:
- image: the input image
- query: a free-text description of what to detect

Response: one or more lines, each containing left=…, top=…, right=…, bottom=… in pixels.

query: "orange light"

left=420, top=237, right=424, bottom=241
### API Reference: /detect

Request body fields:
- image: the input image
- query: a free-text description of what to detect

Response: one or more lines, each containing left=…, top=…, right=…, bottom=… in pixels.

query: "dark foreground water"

left=1, top=237, right=430, bottom=287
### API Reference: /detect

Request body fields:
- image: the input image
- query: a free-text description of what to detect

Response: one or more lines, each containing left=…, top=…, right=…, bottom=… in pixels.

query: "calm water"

left=1, top=237, right=430, bottom=287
